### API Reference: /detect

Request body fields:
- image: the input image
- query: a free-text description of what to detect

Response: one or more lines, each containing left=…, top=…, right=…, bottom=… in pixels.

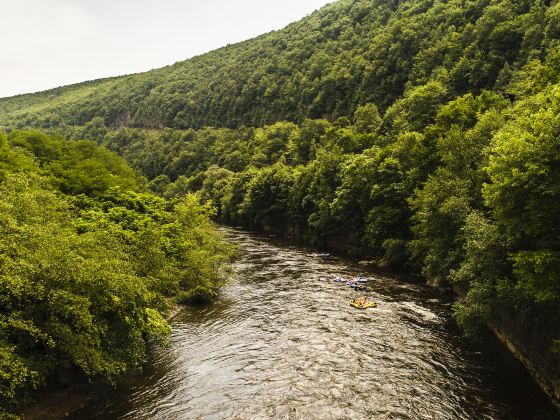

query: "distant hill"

left=0, top=0, right=553, bottom=130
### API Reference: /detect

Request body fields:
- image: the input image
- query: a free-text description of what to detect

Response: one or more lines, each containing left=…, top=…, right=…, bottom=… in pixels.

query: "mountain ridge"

left=3, top=0, right=539, bottom=130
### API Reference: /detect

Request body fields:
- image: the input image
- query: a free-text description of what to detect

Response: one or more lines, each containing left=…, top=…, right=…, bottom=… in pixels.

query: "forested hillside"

left=0, top=131, right=232, bottom=416
left=2, top=0, right=560, bottom=407
left=1, top=0, right=558, bottom=129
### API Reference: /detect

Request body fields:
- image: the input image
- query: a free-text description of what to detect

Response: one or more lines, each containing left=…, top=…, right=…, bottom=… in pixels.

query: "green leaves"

left=7, top=130, right=140, bottom=195
left=484, top=88, right=560, bottom=246
left=0, top=342, right=39, bottom=404
left=449, top=87, right=560, bottom=350
left=0, top=134, right=233, bottom=415
left=512, top=251, right=560, bottom=303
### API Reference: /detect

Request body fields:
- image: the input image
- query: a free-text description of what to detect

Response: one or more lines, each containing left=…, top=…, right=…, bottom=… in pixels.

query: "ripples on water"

left=71, top=228, right=558, bottom=419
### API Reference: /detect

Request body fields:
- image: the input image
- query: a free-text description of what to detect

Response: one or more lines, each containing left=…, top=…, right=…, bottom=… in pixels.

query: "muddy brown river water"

left=67, top=228, right=558, bottom=419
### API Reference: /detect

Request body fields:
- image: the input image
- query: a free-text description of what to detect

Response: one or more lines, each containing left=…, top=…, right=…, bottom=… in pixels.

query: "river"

left=65, top=227, right=557, bottom=419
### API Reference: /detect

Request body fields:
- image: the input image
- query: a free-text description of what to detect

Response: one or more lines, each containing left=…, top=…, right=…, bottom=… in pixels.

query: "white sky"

left=0, top=0, right=332, bottom=98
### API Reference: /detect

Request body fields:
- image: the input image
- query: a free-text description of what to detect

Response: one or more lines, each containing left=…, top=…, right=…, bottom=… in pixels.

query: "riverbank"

left=448, top=281, right=560, bottom=409
left=493, top=326, right=560, bottom=408
left=21, top=302, right=186, bottom=419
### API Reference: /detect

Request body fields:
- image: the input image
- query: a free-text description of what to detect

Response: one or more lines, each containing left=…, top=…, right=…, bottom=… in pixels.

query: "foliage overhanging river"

left=51, top=228, right=557, bottom=419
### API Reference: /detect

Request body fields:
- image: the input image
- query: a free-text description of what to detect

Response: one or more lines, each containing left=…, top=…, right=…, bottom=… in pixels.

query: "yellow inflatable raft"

left=350, top=300, right=377, bottom=309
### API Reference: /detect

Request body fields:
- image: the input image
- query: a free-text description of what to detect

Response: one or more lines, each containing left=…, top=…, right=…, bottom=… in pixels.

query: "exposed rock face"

left=452, top=285, right=560, bottom=408
left=492, top=322, right=560, bottom=408
left=110, top=111, right=131, bottom=129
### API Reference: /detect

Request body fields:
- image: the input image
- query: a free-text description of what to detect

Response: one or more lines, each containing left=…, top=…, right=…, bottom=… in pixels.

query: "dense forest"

left=0, top=131, right=232, bottom=416
left=3, top=0, right=559, bottom=130
left=2, top=0, right=560, bottom=410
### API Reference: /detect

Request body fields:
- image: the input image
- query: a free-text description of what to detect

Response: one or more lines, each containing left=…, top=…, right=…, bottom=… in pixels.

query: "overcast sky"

left=0, top=0, right=332, bottom=98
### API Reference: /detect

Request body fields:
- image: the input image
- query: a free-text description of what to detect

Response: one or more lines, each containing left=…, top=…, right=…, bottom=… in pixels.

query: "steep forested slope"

left=1, top=0, right=557, bottom=129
